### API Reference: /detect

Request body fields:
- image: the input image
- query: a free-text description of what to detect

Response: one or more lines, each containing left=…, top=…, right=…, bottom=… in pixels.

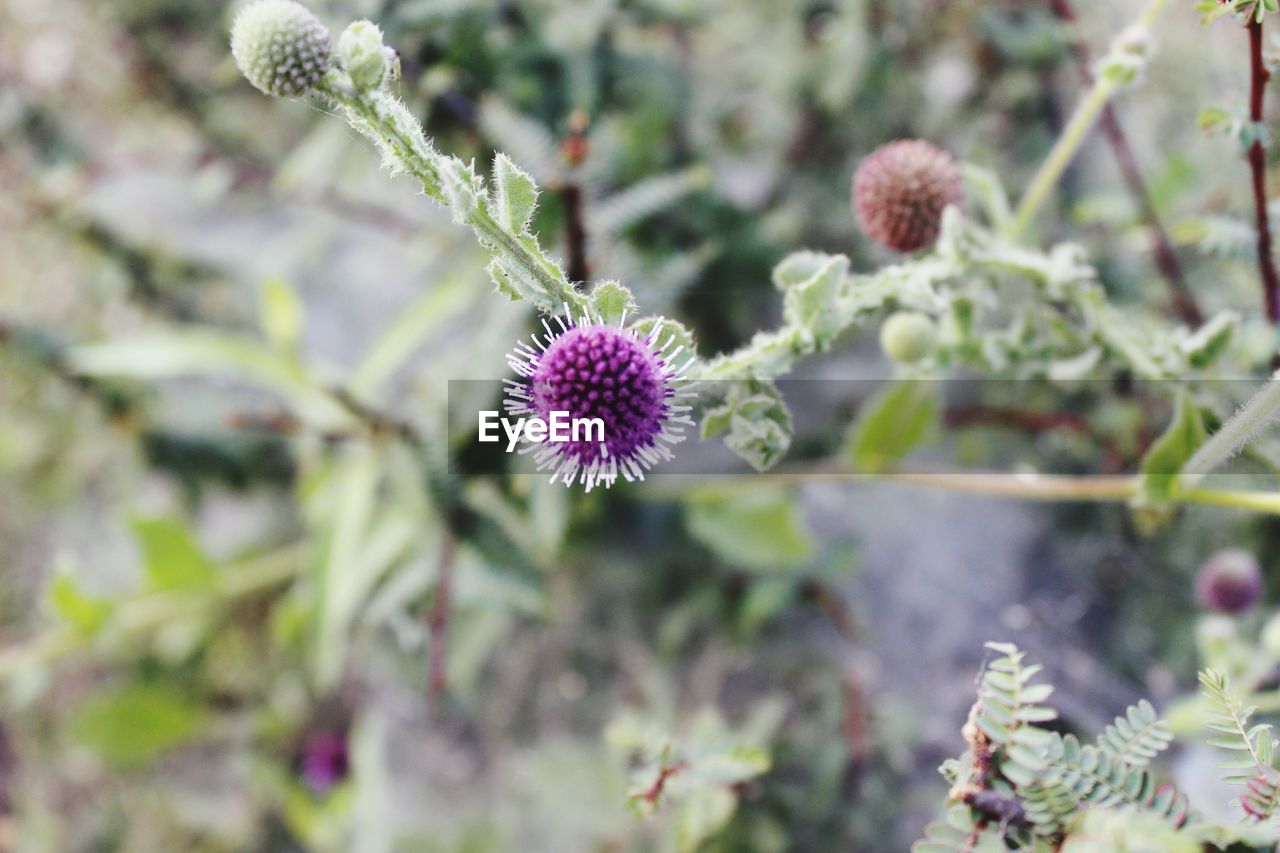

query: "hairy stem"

left=1047, top=0, right=1202, bottom=326
left=315, top=77, right=587, bottom=314
left=1247, top=16, right=1280, bottom=323
left=1007, top=0, right=1171, bottom=241
left=1007, top=76, right=1117, bottom=241
left=1179, top=371, right=1280, bottom=488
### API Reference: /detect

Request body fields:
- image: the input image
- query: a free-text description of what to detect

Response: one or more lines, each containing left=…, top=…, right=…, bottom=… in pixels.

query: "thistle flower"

left=231, top=0, right=331, bottom=98
left=1196, top=548, right=1264, bottom=614
left=504, top=309, right=696, bottom=491
left=852, top=139, right=964, bottom=253
left=300, top=730, right=348, bottom=793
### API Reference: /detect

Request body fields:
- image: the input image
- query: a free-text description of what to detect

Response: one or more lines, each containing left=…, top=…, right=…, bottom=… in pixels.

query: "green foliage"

left=69, top=683, right=205, bottom=767
left=701, top=379, right=793, bottom=472
left=847, top=381, right=939, bottom=474
left=919, top=642, right=1280, bottom=850
left=684, top=489, right=813, bottom=572
left=1139, top=393, right=1208, bottom=504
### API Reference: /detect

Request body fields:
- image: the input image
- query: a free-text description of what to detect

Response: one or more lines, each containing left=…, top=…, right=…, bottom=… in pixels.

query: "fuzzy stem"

left=315, top=77, right=588, bottom=315
left=1179, top=372, right=1280, bottom=488
left=1047, top=0, right=1202, bottom=326
left=1007, top=0, right=1170, bottom=241
left=1247, top=16, right=1280, bottom=323
left=1007, top=73, right=1117, bottom=241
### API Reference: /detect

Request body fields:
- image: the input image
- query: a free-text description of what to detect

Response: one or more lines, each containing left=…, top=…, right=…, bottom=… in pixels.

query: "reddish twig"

left=945, top=405, right=1089, bottom=435
left=427, top=534, right=456, bottom=701
left=1248, top=15, right=1280, bottom=323
left=642, top=760, right=687, bottom=805
left=560, top=110, right=591, bottom=285
left=1047, top=0, right=1203, bottom=326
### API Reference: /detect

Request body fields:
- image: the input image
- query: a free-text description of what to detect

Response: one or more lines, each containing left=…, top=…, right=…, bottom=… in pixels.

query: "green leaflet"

left=1139, top=392, right=1207, bottom=503
left=685, top=490, right=813, bottom=571
left=847, top=381, right=939, bottom=474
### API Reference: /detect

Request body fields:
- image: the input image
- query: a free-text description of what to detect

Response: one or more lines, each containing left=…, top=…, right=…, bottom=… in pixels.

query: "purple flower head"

left=1196, top=548, right=1264, bottom=614
left=505, top=309, right=695, bottom=490
left=300, top=730, right=349, bottom=793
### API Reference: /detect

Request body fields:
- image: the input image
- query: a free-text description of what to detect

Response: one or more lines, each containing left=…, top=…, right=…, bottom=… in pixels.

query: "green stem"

left=315, top=77, right=586, bottom=313
left=1179, top=372, right=1280, bottom=489
left=1008, top=78, right=1117, bottom=241
left=651, top=460, right=1280, bottom=515
left=1006, top=0, right=1170, bottom=241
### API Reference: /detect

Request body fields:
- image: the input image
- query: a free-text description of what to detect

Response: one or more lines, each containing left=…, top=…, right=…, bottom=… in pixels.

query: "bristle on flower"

left=503, top=307, right=696, bottom=491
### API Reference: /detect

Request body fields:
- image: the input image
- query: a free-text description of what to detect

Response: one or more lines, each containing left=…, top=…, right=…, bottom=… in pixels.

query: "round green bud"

left=231, top=0, right=331, bottom=98
left=879, top=311, right=936, bottom=364
left=338, top=20, right=391, bottom=91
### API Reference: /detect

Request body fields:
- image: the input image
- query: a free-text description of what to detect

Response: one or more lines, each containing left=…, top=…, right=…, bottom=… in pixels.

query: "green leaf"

left=1180, top=311, right=1237, bottom=369
left=685, top=490, right=813, bottom=571
left=1139, top=392, right=1207, bottom=502
left=847, top=381, right=939, bottom=473
left=48, top=570, right=112, bottom=636
left=702, top=380, right=793, bottom=472
left=490, top=153, right=538, bottom=234
left=780, top=253, right=849, bottom=348
left=588, top=280, right=637, bottom=325
left=130, top=516, right=217, bottom=592
left=259, top=277, right=303, bottom=351
left=675, top=785, right=737, bottom=853
left=67, top=330, right=350, bottom=429
left=69, top=683, right=204, bottom=766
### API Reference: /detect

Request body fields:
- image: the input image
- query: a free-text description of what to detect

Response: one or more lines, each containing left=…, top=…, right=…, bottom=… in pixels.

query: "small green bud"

left=1116, top=26, right=1151, bottom=59
left=879, top=311, right=936, bottom=363
left=231, top=0, right=331, bottom=98
left=338, top=20, right=393, bottom=91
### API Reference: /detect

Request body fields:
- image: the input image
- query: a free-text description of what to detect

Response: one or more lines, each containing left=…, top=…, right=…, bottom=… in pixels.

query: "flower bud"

left=879, top=311, right=936, bottom=364
left=853, top=139, right=964, bottom=253
left=1196, top=548, right=1264, bottom=614
left=231, top=0, right=331, bottom=98
left=1116, top=26, right=1152, bottom=59
left=338, top=20, right=392, bottom=91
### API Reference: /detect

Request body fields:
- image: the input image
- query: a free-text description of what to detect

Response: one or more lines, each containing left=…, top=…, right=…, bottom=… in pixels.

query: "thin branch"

left=1247, top=16, right=1280, bottom=323
left=427, top=533, right=457, bottom=701
left=560, top=110, right=591, bottom=285
left=944, top=405, right=1089, bottom=435
left=1047, top=0, right=1203, bottom=326
left=642, top=759, right=687, bottom=806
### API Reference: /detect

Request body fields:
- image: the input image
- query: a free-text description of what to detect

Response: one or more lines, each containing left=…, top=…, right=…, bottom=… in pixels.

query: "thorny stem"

left=1047, top=0, right=1202, bottom=326
left=1247, top=16, right=1280, bottom=323
left=427, top=534, right=456, bottom=701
